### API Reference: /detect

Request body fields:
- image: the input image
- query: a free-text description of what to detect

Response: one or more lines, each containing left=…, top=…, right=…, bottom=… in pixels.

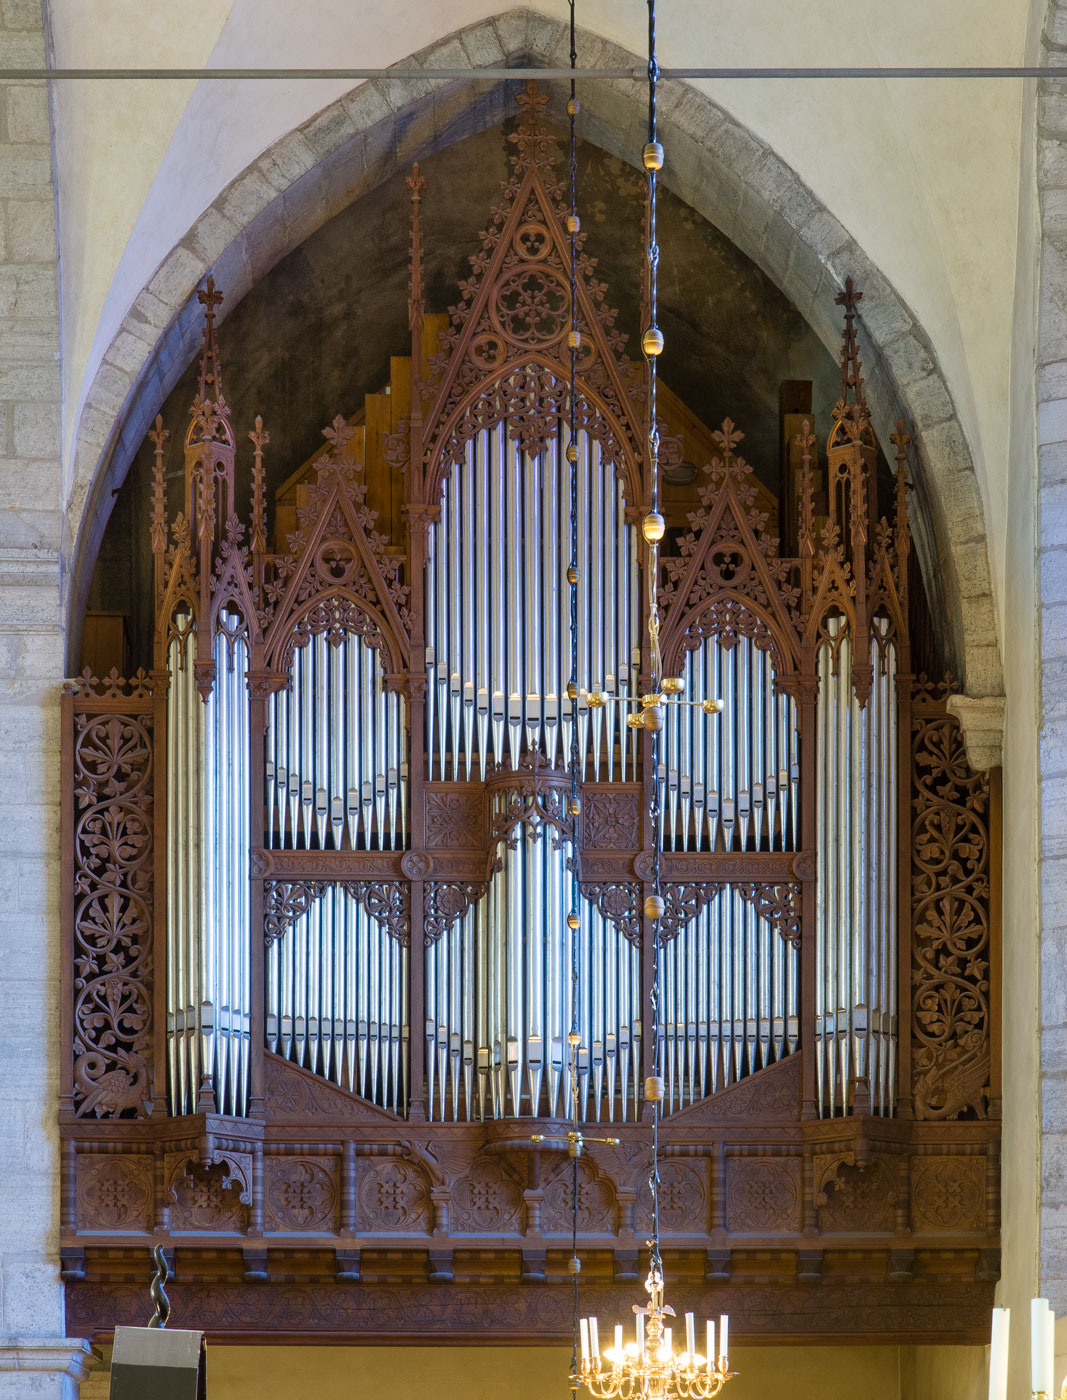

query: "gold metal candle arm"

left=531, top=1130, right=622, bottom=1157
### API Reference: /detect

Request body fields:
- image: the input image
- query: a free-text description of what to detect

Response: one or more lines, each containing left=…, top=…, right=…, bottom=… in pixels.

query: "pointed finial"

left=407, top=163, right=426, bottom=333
left=833, top=276, right=866, bottom=412
left=187, top=278, right=234, bottom=448
left=149, top=415, right=169, bottom=559
left=196, top=277, right=224, bottom=402
left=249, top=416, right=269, bottom=555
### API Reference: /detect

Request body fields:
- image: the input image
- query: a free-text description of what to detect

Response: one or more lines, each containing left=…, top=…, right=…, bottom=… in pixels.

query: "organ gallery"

left=59, top=83, right=998, bottom=1346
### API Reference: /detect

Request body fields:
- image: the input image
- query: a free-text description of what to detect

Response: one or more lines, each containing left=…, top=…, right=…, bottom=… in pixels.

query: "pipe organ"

left=61, top=85, right=998, bottom=1346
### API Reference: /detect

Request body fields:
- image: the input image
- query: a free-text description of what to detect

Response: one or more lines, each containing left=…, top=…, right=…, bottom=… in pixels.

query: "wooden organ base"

left=61, top=1053, right=998, bottom=1345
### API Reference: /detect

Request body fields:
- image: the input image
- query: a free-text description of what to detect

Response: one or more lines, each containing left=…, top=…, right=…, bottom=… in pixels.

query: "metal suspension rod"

left=18, top=65, right=1067, bottom=82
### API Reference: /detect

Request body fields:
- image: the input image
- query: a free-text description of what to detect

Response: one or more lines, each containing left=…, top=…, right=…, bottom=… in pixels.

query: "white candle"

left=1046, top=1305, right=1056, bottom=1399
left=590, top=1317, right=600, bottom=1362
left=706, top=1320, right=715, bottom=1374
left=988, top=1306, right=1009, bottom=1400
left=685, top=1312, right=696, bottom=1360
left=636, top=1313, right=645, bottom=1357
left=580, top=1318, right=590, bottom=1364
left=664, top=1326, right=672, bottom=1356
left=1033, top=1299, right=1053, bottom=1396
left=615, top=1324, right=623, bottom=1357
left=719, top=1315, right=729, bottom=1366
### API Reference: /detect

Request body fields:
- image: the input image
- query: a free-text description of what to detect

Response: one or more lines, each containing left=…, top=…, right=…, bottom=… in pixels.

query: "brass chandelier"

left=573, top=1, right=734, bottom=1396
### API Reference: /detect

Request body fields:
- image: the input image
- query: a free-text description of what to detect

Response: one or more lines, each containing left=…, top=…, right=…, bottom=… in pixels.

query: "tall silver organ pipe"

left=265, top=630, right=407, bottom=850
left=667, top=635, right=799, bottom=852
left=266, top=885, right=409, bottom=1115
left=815, top=614, right=897, bottom=1117
left=656, top=888, right=798, bottom=1115
left=426, top=424, right=639, bottom=780
left=425, top=820, right=641, bottom=1123
left=166, top=610, right=251, bottom=1117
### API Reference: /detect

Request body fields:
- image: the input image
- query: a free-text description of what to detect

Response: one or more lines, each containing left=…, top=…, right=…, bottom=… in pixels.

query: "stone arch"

left=65, top=6, right=1001, bottom=701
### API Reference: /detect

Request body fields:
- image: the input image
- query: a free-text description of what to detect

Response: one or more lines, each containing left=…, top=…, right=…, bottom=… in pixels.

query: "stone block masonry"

left=0, top=2, right=90, bottom=1397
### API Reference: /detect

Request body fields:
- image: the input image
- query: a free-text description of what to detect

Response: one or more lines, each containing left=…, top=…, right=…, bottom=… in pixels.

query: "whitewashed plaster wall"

left=47, top=0, right=1028, bottom=649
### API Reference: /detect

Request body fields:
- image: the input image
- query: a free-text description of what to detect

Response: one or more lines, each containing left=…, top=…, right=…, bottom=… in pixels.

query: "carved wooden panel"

left=451, top=1157, right=524, bottom=1233
left=542, top=1156, right=616, bottom=1235
left=76, top=1152, right=153, bottom=1231
left=71, top=705, right=154, bottom=1118
left=65, top=1277, right=997, bottom=1345
left=816, top=1158, right=895, bottom=1234
left=725, top=1156, right=802, bottom=1233
left=911, top=706, right=991, bottom=1121
left=358, top=1159, right=431, bottom=1233
left=669, top=1055, right=800, bottom=1124
left=264, top=1052, right=399, bottom=1123
left=424, top=787, right=486, bottom=849
left=583, top=790, right=642, bottom=850
left=264, top=1156, right=339, bottom=1233
left=169, top=1159, right=248, bottom=1232
left=635, top=1160, right=708, bottom=1234
left=911, top=1156, right=986, bottom=1233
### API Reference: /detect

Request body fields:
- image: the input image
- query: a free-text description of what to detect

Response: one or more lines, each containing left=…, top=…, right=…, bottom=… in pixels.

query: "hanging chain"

left=567, top=5, right=583, bottom=1392
left=643, top=0, right=665, bottom=1287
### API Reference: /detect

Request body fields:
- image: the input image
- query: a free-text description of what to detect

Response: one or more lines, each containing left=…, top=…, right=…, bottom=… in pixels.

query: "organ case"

left=59, top=86, right=999, bottom=1345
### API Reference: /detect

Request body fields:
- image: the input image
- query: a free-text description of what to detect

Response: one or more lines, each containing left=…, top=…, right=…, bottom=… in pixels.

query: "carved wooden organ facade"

left=60, top=88, right=999, bottom=1345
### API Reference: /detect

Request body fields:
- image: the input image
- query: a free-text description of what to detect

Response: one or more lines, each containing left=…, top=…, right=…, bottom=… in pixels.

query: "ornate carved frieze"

left=910, top=704, right=991, bottom=1121
left=423, top=881, right=488, bottom=946
left=579, top=881, right=641, bottom=946
left=263, top=879, right=410, bottom=947
left=70, top=708, right=154, bottom=1118
left=65, top=1277, right=996, bottom=1345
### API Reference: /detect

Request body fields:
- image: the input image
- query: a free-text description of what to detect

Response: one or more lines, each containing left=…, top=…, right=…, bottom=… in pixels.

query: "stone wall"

left=1040, top=0, right=1067, bottom=1323
left=0, top=0, right=92, bottom=1394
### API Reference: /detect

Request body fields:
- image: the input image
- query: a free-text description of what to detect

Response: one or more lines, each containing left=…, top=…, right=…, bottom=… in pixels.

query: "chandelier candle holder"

left=1031, top=1297, right=1063, bottom=1400
left=578, top=1272, right=731, bottom=1400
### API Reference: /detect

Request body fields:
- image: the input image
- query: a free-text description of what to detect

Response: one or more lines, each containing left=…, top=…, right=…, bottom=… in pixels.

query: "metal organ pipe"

left=265, top=632, right=406, bottom=851
left=424, top=823, right=642, bottom=1123
left=425, top=424, right=639, bottom=782
left=651, top=889, right=798, bottom=1115
left=669, top=635, right=799, bottom=853
left=166, top=611, right=250, bottom=1117
left=814, top=615, right=898, bottom=1117
left=265, top=886, right=408, bottom=1115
